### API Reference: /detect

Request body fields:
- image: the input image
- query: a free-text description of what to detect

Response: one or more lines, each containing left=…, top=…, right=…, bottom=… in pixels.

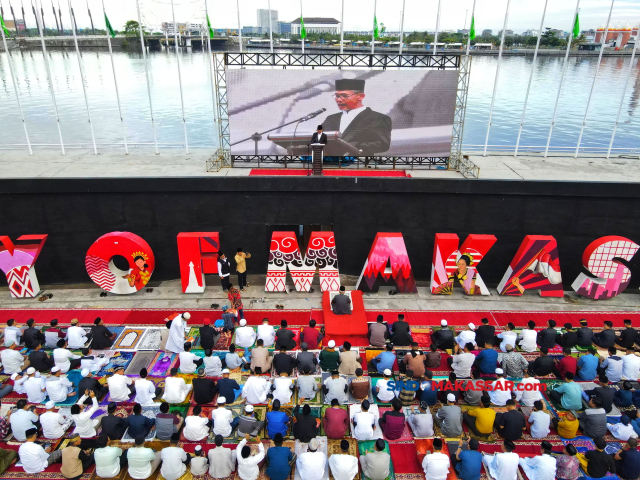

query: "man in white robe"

left=482, top=440, right=519, bottom=480
left=518, top=441, right=557, bottom=480
left=165, top=312, right=191, bottom=354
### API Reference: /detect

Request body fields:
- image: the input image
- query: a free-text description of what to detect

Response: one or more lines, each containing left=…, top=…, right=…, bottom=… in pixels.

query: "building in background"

left=258, top=9, right=279, bottom=34
left=3, top=19, right=26, bottom=32
left=498, top=29, right=515, bottom=37
left=278, top=21, right=291, bottom=36
left=596, top=24, right=639, bottom=48
left=522, top=29, right=538, bottom=37
left=458, top=29, right=470, bottom=35
left=482, top=29, right=493, bottom=37
left=162, top=22, right=186, bottom=35
left=291, top=17, right=341, bottom=35
left=242, top=26, right=262, bottom=36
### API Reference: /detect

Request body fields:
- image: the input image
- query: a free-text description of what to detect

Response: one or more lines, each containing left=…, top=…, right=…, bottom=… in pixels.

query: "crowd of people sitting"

left=0, top=313, right=638, bottom=480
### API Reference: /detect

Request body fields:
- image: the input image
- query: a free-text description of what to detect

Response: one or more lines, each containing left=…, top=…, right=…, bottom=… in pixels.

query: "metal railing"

left=229, top=155, right=449, bottom=169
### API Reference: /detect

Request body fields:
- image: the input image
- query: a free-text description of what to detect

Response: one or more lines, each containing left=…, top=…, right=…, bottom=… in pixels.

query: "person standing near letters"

left=218, top=253, right=232, bottom=292
left=235, top=248, right=251, bottom=291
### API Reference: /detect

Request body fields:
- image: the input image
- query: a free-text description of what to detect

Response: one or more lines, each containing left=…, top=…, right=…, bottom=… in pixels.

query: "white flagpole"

left=170, top=0, right=188, bottom=153
left=135, top=0, right=158, bottom=154
left=267, top=0, right=273, bottom=53
left=433, top=0, right=441, bottom=53
left=399, top=0, right=406, bottom=55
left=371, top=0, right=376, bottom=54
left=339, top=0, right=344, bottom=54
left=237, top=0, right=242, bottom=52
left=544, top=0, right=580, bottom=157
left=35, top=0, right=64, bottom=154
left=574, top=0, right=615, bottom=158
left=300, top=0, right=304, bottom=54
left=67, top=0, right=96, bottom=154
left=607, top=26, right=638, bottom=158
left=465, top=0, right=477, bottom=56
left=204, top=0, right=217, bottom=126
left=514, top=0, right=548, bottom=156
left=102, top=0, right=127, bottom=153
left=0, top=23, right=33, bottom=154
left=483, top=0, right=511, bottom=156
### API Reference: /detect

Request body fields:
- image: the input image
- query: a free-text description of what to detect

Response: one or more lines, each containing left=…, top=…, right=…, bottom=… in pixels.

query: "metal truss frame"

left=449, top=55, right=476, bottom=177
left=230, top=155, right=449, bottom=170
left=208, top=53, right=231, bottom=171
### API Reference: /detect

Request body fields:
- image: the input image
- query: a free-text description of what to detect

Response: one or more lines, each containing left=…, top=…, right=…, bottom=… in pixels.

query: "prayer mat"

left=148, top=351, right=178, bottom=377
left=415, top=439, right=458, bottom=480
left=358, top=440, right=395, bottom=480
left=295, top=351, right=321, bottom=374
left=225, top=405, right=267, bottom=439
left=349, top=404, right=384, bottom=440
left=121, top=405, right=161, bottom=441
left=320, top=404, right=349, bottom=436
left=272, top=351, right=298, bottom=377
left=371, top=377, right=394, bottom=405
left=138, top=328, right=164, bottom=350
left=97, top=351, right=136, bottom=376
left=388, top=443, right=423, bottom=475
left=348, top=376, right=373, bottom=404
left=114, top=328, right=147, bottom=349
left=295, top=437, right=329, bottom=480
left=270, top=405, right=295, bottom=438
left=100, top=326, right=125, bottom=345
left=214, top=331, right=234, bottom=350
left=365, top=349, right=385, bottom=374
left=378, top=406, right=413, bottom=442
left=124, top=350, right=158, bottom=375
left=296, top=375, right=322, bottom=404
left=327, top=438, right=360, bottom=480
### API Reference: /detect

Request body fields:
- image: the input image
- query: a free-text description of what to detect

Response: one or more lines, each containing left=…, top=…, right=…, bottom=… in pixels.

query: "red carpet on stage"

left=323, top=291, right=368, bottom=343
left=249, top=169, right=408, bottom=177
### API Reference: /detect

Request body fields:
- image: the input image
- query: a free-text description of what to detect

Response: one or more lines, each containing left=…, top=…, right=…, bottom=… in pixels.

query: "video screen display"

left=227, top=68, right=458, bottom=157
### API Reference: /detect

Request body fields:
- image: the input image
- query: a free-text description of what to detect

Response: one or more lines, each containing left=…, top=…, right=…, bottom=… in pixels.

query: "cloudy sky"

left=10, top=0, right=640, bottom=34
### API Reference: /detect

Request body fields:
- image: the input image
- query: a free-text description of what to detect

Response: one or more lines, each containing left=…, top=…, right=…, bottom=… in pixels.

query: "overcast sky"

left=10, top=0, right=640, bottom=34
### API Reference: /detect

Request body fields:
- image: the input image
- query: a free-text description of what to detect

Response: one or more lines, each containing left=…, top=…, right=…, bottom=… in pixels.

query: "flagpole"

left=398, top=0, right=405, bottom=55
left=465, top=0, right=476, bottom=56
left=204, top=0, right=217, bottom=126
left=514, top=0, right=548, bottom=157
left=170, top=0, right=188, bottom=153
left=482, top=0, right=511, bottom=157
left=607, top=26, right=638, bottom=158
left=574, top=0, right=615, bottom=158
left=0, top=18, right=33, bottom=154
left=433, top=0, right=441, bottom=53
left=135, top=0, right=158, bottom=154
left=544, top=0, right=580, bottom=157
left=371, top=0, right=376, bottom=54
left=236, top=0, right=242, bottom=52
left=300, top=0, right=303, bottom=54
left=35, top=0, right=64, bottom=154
left=339, top=0, right=344, bottom=54
left=267, top=0, right=273, bottom=53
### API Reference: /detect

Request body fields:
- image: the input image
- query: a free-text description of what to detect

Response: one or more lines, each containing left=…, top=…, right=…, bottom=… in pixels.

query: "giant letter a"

left=356, top=233, right=417, bottom=293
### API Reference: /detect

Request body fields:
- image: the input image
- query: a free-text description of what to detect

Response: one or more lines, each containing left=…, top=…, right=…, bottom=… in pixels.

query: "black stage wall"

left=2, top=177, right=640, bottom=290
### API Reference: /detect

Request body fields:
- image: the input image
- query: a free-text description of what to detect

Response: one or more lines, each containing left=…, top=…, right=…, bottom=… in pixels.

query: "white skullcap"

left=245, top=405, right=254, bottom=412
left=328, top=340, right=336, bottom=348
left=468, top=323, right=476, bottom=330
left=26, top=367, right=36, bottom=375
left=81, top=368, right=90, bottom=377
left=239, top=319, right=247, bottom=326
left=383, top=369, right=392, bottom=376
left=183, top=312, right=191, bottom=320
left=5, top=340, right=14, bottom=347
left=45, top=401, right=55, bottom=409
left=194, top=445, right=202, bottom=452
left=495, top=368, right=504, bottom=374
left=309, top=438, right=319, bottom=450
left=51, top=366, right=61, bottom=373
left=222, top=369, right=230, bottom=374
left=217, top=396, right=227, bottom=404
left=441, top=320, right=448, bottom=326
left=10, top=373, right=19, bottom=380
left=447, top=393, right=456, bottom=402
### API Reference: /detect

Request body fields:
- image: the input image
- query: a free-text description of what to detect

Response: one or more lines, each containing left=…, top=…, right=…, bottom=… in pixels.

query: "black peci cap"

left=335, top=79, right=365, bottom=92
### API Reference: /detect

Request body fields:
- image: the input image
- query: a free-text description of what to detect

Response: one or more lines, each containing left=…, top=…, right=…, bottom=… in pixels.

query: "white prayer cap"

left=383, top=369, right=392, bottom=376
left=222, top=369, right=230, bottom=374
left=10, top=373, right=19, bottom=380
left=51, top=366, right=61, bottom=373
left=194, top=445, right=202, bottom=452
left=447, top=393, right=456, bottom=402
left=81, top=368, right=90, bottom=377
left=495, top=368, right=504, bottom=375
left=328, top=340, right=336, bottom=348
left=245, top=405, right=254, bottom=413
left=441, top=320, right=448, bottom=326
left=26, top=367, right=36, bottom=375
left=183, top=312, right=191, bottom=320
left=45, top=401, right=55, bottom=409
left=5, top=340, right=14, bottom=347
left=217, top=396, right=227, bottom=404
left=309, top=438, right=319, bottom=450
left=239, top=319, right=247, bottom=326
left=468, top=323, right=476, bottom=330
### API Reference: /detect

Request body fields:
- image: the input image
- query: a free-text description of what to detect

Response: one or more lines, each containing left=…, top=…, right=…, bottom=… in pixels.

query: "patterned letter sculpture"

left=177, top=233, right=220, bottom=293
left=497, top=235, right=563, bottom=297
left=265, top=231, right=339, bottom=292
left=85, top=232, right=155, bottom=295
left=430, top=233, right=497, bottom=295
left=356, top=233, right=417, bottom=293
left=0, top=235, right=48, bottom=298
left=571, top=236, right=639, bottom=300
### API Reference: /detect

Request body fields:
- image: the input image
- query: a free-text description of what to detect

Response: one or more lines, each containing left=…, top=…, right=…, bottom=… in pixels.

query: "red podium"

left=323, top=290, right=369, bottom=345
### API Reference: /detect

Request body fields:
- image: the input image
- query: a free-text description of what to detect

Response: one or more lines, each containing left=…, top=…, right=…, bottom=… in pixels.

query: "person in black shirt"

left=612, top=438, right=640, bottom=480
left=192, top=367, right=218, bottom=404
left=560, top=323, right=578, bottom=349
left=273, top=346, right=295, bottom=376
left=390, top=315, right=413, bottom=346
left=292, top=403, right=319, bottom=443
left=199, top=318, right=220, bottom=351
left=616, top=319, right=637, bottom=349
left=432, top=321, right=455, bottom=350
left=581, top=437, right=616, bottom=478
left=23, top=319, right=45, bottom=350
left=593, top=321, right=617, bottom=349
left=577, top=319, right=594, bottom=348
left=28, top=342, right=54, bottom=372
left=583, top=375, right=615, bottom=413
left=100, top=402, right=127, bottom=440
left=528, top=347, right=554, bottom=377
left=536, top=320, right=559, bottom=350
left=494, top=400, right=527, bottom=441
left=275, top=320, right=296, bottom=351
left=78, top=369, right=109, bottom=404
left=217, top=369, right=240, bottom=403
left=90, top=317, right=117, bottom=350
left=126, top=403, right=155, bottom=438
left=475, top=318, right=495, bottom=349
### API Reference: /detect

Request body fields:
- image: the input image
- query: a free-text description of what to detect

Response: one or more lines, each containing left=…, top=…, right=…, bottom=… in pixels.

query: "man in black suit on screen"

left=321, top=78, right=392, bottom=155
left=311, top=125, right=328, bottom=145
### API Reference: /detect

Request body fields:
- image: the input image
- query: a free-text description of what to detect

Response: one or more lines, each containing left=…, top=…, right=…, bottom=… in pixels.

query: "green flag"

left=572, top=12, right=580, bottom=38
left=469, top=15, right=476, bottom=41
left=104, top=12, right=115, bottom=38
left=0, top=14, right=11, bottom=38
left=300, top=16, right=306, bottom=39
left=374, top=15, right=379, bottom=39
left=207, top=14, right=214, bottom=38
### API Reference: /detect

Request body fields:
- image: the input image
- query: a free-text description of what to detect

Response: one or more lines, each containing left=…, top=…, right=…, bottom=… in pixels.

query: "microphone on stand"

left=302, top=108, right=327, bottom=121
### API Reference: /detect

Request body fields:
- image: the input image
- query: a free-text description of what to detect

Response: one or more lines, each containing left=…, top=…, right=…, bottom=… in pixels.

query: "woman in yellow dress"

left=447, top=254, right=481, bottom=295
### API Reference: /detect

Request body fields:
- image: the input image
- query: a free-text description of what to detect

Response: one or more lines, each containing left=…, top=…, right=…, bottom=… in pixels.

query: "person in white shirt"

left=528, top=401, right=551, bottom=439
left=162, top=368, right=193, bottom=404
left=514, top=370, right=543, bottom=407
left=242, top=369, right=271, bottom=404
left=53, top=340, right=82, bottom=373
left=178, top=342, right=203, bottom=374
left=127, top=436, right=162, bottom=480
left=4, top=321, right=22, bottom=347
left=271, top=373, right=295, bottom=405
left=422, top=438, right=450, bottom=480
left=324, top=371, right=349, bottom=405
left=450, top=344, right=475, bottom=378
left=80, top=348, right=109, bottom=373
left=8, top=399, right=39, bottom=441
left=257, top=318, right=276, bottom=347
left=518, top=321, right=538, bottom=353
left=19, top=428, right=62, bottom=474
left=621, top=348, right=640, bottom=380
left=204, top=349, right=223, bottom=376
left=165, top=312, right=191, bottom=354
left=329, top=439, right=358, bottom=480
left=211, top=396, right=237, bottom=437
left=235, top=319, right=257, bottom=349
left=107, top=367, right=134, bottom=402
left=498, top=323, right=519, bottom=353
left=94, top=433, right=124, bottom=478
left=66, top=319, right=88, bottom=349
left=160, top=433, right=189, bottom=480
left=190, top=445, right=209, bottom=476
left=12, top=372, right=28, bottom=395
left=45, top=366, right=76, bottom=403
left=455, top=324, right=477, bottom=349
left=208, top=433, right=237, bottom=478
left=296, top=437, right=327, bottom=480
left=71, top=391, right=101, bottom=438
left=236, top=435, right=265, bottom=480
left=40, top=400, right=72, bottom=439
left=133, top=368, right=160, bottom=405
left=183, top=405, right=212, bottom=441
left=352, top=400, right=377, bottom=440
left=375, top=370, right=396, bottom=403
left=518, top=441, right=557, bottom=480
left=1, top=341, right=28, bottom=374
left=607, top=414, right=638, bottom=441
left=488, top=369, right=513, bottom=406
left=23, top=368, right=47, bottom=404
left=482, top=440, right=519, bottom=480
